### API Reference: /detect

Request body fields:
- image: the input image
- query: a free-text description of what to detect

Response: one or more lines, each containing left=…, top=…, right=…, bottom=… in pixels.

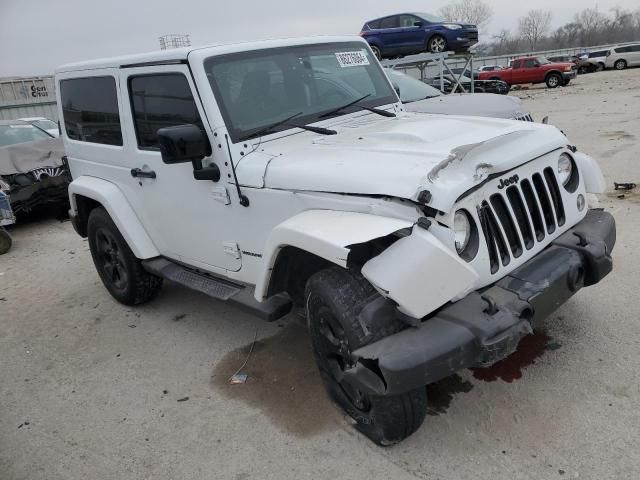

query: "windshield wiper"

left=250, top=111, right=304, bottom=138
left=319, top=94, right=396, bottom=119
left=249, top=111, right=336, bottom=139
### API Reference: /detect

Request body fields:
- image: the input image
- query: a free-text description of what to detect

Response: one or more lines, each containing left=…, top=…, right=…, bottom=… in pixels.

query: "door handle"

left=131, top=168, right=156, bottom=179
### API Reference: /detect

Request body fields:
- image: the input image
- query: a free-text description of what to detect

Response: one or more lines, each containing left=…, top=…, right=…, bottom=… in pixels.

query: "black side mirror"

left=157, top=124, right=219, bottom=182
left=158, top=124, right=210, bottom=163
left=414, top=21, right=424, bottom=27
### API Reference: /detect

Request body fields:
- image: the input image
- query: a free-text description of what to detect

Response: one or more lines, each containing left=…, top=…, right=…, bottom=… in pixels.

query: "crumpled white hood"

left=242, top=112, right=568, bottom=212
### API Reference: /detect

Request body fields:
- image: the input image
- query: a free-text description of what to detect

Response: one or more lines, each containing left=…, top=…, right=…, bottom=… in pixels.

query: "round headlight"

left=454, top=210, right=472, bottom=254
left=558, top=153, right=573, bottom=186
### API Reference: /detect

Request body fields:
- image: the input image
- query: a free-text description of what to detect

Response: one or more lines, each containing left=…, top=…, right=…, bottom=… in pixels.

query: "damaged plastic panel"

left=341, top=209, right=615, bottom=397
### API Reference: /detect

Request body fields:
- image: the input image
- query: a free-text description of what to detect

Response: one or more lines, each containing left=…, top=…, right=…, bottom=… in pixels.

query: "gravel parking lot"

left=1, top=68, right=639, bottom=480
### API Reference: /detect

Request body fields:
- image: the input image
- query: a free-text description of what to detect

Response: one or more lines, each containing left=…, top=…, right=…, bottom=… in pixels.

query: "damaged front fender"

left=361, top=226, right=479, bottom=319
left=255, top=210, right=413, bottom=301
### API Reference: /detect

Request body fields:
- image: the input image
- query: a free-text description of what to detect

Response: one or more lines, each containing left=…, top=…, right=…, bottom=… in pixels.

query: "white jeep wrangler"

left=56, top=37, right=615, bottom=445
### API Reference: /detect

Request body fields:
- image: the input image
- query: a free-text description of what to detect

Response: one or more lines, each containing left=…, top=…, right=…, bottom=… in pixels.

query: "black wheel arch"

left=544, top=70, right=564, bottom=80
left=73, top=194, right=102, bottom=237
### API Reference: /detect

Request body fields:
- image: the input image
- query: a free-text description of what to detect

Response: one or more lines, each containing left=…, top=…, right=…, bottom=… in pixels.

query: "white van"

left=605, top=44, right=640, bottom=70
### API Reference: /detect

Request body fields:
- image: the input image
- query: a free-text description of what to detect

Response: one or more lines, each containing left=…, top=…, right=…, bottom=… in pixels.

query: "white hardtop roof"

left=56, top=36, right=366, bottom=73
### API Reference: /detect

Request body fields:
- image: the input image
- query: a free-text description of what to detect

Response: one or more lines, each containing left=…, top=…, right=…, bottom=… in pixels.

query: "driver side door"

left=118, top=65, right=241, bottom=273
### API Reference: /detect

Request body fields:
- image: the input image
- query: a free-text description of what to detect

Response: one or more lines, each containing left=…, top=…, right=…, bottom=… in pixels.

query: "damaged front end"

left=1, top=168, right=70, bottom=214
left=0, top=137, right=69, bottom=215
left=346, top=209, right=615, bottom=396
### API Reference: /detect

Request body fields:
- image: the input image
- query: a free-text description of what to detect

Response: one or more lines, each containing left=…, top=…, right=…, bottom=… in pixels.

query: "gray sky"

left=1, top=0, right=638, bottom=76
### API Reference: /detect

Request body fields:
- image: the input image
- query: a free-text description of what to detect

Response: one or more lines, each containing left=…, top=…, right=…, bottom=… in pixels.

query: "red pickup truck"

left=477, top=56, right=576, bottom=88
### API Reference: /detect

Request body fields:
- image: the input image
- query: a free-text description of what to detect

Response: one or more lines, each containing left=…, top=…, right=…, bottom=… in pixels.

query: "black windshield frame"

left=204, top=42, right=398, bottom=143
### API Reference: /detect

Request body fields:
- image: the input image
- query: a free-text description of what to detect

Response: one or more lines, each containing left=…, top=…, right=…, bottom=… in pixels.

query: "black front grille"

left=515, top=113, right=534, bottom=122
left=477, top=170, right=566, bottom=274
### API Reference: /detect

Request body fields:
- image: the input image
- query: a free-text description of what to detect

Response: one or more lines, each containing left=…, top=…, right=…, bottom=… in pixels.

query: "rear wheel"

left=0, top=228, right=12, bottom=255
left=306, top=267, right=427, bottom=446
left=546, top=73, right=562, bottom=88
left=614, top=59, right=627, bottom=70
left=578, top=66, right=587, bottom=74
left=88, top=207, right=162, bottom=305
left=427, top=35, right=447, bottom=53
left=370, top=45, right=382, bottom=61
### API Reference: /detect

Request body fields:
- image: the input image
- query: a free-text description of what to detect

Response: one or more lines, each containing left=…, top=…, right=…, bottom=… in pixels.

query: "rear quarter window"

left=59, top=76, right=123, bottom=146
left=365, top=20, right=380, bottom=30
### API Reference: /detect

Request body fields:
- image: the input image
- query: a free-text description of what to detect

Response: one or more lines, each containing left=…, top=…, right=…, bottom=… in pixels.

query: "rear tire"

left=614, top=59, right=627, bottom=70
left=546, top=73, right=562, bottom=88
left=0, top=228, right=12, bottom=255
left=306, top=267, right=427, bottom=446
left=427, top=35, right=447, bottom=53
left=88, top=207, right=162, bottom=305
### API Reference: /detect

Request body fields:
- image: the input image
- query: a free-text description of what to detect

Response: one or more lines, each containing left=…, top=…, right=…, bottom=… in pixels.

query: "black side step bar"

left=142, top=258, right=292, bottom=322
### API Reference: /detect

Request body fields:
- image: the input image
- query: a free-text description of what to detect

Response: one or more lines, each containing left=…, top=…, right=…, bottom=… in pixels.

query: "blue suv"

left=360, top=12, right=478, bottom=59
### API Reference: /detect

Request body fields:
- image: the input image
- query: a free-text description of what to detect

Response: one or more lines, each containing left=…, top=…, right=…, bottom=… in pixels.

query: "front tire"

left=427, top=35, right=447, bottom=53
left=546, top=73, right=562, bottom=88
left=88, top=207, right=162, bottom=305
left=614, top=59, right=627, bottom=70
left=306, top=267, right=427, bottom=446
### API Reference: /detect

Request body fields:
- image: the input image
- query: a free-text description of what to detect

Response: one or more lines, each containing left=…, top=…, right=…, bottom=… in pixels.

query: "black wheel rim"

left=316, top=307, right=371, bottom=412
left=95, top=228, right=128, bottom=291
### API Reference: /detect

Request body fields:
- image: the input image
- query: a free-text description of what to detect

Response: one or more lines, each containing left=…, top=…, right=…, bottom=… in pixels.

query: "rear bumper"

left=345, top=209, right=615, bottom=396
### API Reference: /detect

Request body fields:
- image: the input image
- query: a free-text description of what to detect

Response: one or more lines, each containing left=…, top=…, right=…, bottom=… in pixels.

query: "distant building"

left=159, top=34, right=191, bottom=50
left=0, top=76, right=58, bottom=121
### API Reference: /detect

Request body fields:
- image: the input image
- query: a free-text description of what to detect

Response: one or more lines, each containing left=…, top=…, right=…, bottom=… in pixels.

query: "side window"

left=523, top=59, right=536, bottom=68
left=380, top=16, right=399, bottom=29
left=511, top=60, right=521, bottom=68
left=59, top=76, right=122, bottom=146
left=631, top=45, right=640, bottom=52
left=399, top=15, right=420, bottom=27
left=129, top=73, right=204, bottom=149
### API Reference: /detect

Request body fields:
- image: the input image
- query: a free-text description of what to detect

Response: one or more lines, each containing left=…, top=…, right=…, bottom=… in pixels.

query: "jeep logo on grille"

left=497, top=174, right=520, bottom=190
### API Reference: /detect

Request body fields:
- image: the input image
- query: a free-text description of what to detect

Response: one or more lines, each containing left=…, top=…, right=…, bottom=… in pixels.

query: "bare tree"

left=518, top=10, right=552, bottom=50
left=439, top=0, right=493, bottom=28
left=574, top=7, right=609, bottom=44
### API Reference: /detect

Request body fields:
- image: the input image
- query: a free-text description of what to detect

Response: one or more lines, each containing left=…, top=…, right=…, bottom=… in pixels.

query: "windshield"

left=386, top=70, right=441, bottom=102
left=0, top=124, right=51, bottom=147
left=31, top=119, right=57, bottom=131
left=205, top=42, right=397, bottom=142
left=536, top=56, right=551, bottom=65
left=414, top=12, right=447, bottom=23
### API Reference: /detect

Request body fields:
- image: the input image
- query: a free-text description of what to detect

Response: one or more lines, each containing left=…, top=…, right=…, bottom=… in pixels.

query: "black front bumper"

left=345, top=209, right=616, bottom=396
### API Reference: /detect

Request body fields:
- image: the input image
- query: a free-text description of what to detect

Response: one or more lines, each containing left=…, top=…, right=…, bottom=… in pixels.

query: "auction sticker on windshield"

left=335, top=50, right=370, bottom=68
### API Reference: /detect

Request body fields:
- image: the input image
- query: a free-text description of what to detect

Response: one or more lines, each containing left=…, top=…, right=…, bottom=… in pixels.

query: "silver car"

left=386, top=69, right=533, bottom=121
